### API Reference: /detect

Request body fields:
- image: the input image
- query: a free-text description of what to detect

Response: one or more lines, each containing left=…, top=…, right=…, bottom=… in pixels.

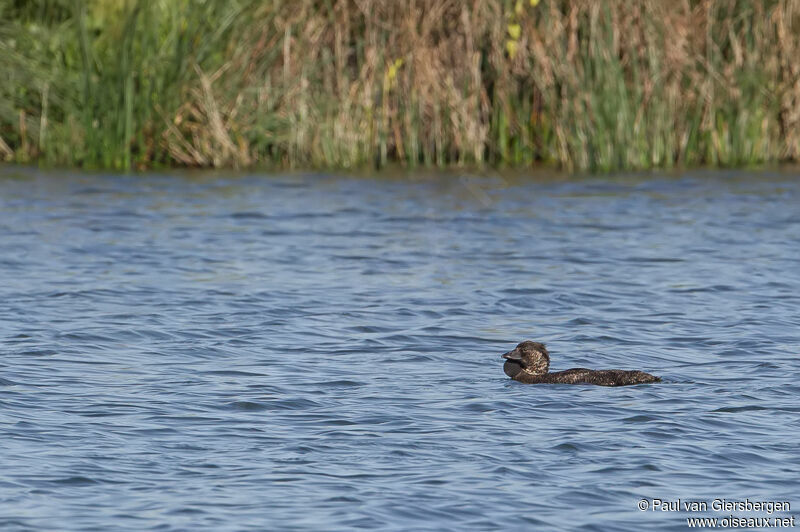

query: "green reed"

left=1, top=0, right=797, bottom=171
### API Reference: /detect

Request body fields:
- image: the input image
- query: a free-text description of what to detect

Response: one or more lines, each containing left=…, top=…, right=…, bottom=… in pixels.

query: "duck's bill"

left=502, top=350, right=522, bottom=361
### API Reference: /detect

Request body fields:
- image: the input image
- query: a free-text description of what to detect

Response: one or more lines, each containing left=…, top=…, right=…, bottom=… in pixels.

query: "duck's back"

left=513, top=368, right=660, bottom=386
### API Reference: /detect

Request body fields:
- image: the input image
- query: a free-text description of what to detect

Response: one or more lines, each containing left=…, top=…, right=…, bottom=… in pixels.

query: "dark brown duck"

left=502, top=341, right=660, bottom=386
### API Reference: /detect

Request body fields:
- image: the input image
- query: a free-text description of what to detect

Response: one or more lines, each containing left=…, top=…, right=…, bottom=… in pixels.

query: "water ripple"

left=1, top=169, right=799, bottom=530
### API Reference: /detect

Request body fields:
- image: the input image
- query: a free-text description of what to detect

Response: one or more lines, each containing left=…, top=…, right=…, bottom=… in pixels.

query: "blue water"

left=1, top=167, right=798, bottom=531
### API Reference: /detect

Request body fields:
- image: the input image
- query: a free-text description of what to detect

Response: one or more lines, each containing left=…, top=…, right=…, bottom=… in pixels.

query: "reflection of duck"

left=502, top=341, right=661, bottom=386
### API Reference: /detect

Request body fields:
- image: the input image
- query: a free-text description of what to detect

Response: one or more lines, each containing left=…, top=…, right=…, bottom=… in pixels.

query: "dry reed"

left=2, top=0, right=800, bottom=171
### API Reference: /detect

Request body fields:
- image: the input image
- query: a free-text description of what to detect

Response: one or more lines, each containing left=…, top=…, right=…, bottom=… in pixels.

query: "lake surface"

left=1, top=167, right=798, bottom=531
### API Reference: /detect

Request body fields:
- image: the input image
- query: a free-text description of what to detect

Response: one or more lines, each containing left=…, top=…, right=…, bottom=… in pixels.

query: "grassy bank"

left=1, top=0, right=799, bottom=172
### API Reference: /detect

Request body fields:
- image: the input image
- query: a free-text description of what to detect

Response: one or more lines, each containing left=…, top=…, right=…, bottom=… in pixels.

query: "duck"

left=502, top=341, right=660, bottom=386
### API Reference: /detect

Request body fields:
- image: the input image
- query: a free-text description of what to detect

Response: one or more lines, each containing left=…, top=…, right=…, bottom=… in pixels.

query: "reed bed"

left=1, top=0, right=799, bottom=171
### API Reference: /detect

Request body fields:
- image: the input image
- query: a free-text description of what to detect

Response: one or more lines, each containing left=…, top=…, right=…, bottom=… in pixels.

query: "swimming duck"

left=502, top=341, right=660, bottom=386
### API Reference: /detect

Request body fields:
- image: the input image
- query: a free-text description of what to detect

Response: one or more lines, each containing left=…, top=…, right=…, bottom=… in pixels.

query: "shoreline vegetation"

left=1, top=1, right=799, bottom=172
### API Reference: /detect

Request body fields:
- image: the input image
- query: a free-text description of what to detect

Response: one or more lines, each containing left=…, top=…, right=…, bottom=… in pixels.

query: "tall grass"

left=1, top=0, right=799, bottom=171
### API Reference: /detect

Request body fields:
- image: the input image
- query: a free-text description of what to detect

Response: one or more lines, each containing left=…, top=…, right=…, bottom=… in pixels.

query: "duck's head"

left=502, top=341, right=550, bottom=378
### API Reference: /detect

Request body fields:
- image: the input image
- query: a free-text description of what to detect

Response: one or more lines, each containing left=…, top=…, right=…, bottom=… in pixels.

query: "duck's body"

left=502, top=341, right=660, bottom=387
